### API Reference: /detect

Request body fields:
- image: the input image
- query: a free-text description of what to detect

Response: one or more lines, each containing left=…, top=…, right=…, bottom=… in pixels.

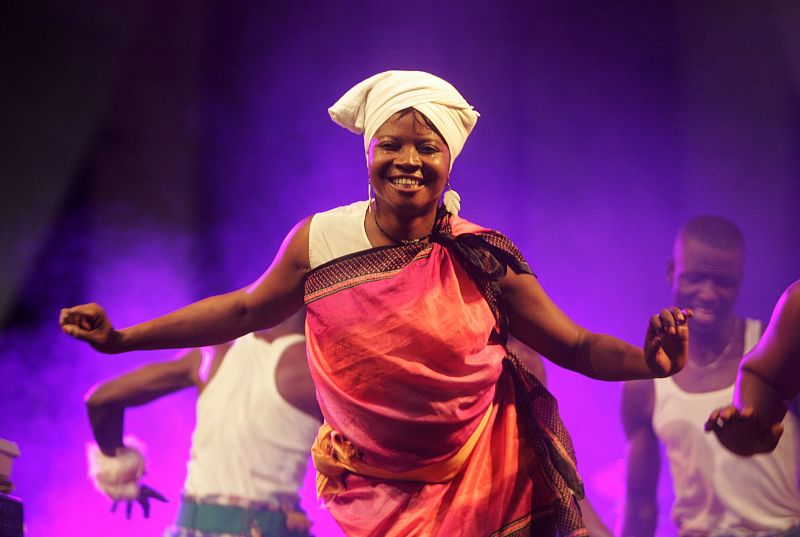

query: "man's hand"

left=705, top=405, right=784, bottom=456
left=111, top=484, right=168, bottom=519
left=644, top=307, right=692, bottom=377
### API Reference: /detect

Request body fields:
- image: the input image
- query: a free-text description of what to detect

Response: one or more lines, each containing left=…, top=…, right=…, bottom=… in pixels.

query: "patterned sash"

left=432, top=212, right=587, bottom=537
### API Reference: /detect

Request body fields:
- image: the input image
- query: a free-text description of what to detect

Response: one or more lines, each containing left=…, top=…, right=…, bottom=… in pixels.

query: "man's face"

left=669, top=237, right=744, bottom=336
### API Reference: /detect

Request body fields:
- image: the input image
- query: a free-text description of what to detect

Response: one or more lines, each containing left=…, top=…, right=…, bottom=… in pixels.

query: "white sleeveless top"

left=309, top=200, right=371, bottom=269
left=653, top=318, right=800, bottom=536
left=183, top=333, right=321, bottom=503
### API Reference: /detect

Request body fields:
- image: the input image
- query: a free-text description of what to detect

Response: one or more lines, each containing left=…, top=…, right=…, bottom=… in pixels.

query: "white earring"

left=443, top=180, right=461, bottom=217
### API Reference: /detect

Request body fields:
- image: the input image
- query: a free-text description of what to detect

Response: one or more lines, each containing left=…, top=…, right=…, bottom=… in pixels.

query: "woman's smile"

left=386, top=175, right=426, bottom=191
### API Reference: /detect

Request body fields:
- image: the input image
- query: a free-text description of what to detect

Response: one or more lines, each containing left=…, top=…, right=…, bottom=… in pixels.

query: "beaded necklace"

left=370, top=200, right=433, bottom=245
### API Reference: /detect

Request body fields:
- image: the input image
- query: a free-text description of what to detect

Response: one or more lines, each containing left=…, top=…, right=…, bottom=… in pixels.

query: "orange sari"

left=304, top=214, right=587, bottom=537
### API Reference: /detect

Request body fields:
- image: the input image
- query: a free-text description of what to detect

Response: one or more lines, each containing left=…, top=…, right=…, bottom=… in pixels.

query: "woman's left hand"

left=644, top=307, right=691, bottom=377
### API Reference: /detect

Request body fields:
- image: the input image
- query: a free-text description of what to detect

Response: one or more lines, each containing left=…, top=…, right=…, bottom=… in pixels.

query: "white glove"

left=86, top=437, right=146, bottom=501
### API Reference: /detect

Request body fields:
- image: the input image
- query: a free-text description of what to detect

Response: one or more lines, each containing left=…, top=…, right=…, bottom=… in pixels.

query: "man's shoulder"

left=621, top=379, right=656, bottom=434
left=622, top=378, right=656, bottom=406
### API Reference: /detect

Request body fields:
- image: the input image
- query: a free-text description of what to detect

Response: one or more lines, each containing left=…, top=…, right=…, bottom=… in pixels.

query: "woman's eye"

left=378, top=142, right=397, bottom=150
left=419, top=145, right=438, bottom=154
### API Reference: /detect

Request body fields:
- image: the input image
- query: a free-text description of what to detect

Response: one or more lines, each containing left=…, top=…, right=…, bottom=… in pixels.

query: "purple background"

left=2, top=1, right=799, bottom=535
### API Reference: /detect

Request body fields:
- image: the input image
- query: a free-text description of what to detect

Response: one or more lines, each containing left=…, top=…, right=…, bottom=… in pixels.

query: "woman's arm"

left=61, top=217, right=311, bottom=353
left=501, top=271, right=689, bottom=380
left=736, top=280, right=800, bottom=412
left=706, top=280, right=800, bottom=455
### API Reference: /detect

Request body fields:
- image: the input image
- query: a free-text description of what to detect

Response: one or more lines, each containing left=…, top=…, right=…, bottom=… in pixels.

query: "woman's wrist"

left=111, top=328, right=132, bottom=353
left=110, top=326, right=145, bottom=353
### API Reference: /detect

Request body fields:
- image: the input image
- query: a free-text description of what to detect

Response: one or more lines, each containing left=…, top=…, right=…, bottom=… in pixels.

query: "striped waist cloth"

left=167, top=495, right=309, bottom=537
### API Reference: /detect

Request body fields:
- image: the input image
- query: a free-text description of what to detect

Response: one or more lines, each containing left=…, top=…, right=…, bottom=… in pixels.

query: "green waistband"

left=176, top=499, right=288, bottom=535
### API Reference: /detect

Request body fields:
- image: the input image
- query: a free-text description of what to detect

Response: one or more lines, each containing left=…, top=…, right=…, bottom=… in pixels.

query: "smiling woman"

left=367, top=110, right=450, bottom=245
left=328, top=71, right=476, bottom=250
left=60, top=70, right=691, bottom=537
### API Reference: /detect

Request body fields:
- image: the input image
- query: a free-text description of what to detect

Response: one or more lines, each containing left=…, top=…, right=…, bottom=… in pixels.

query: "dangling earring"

left=368, top=181, right=374, bottom=205
left=443, top=179, right=461, bottom=217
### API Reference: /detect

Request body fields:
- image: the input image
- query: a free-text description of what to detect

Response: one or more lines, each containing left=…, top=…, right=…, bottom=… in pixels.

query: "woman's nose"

left=395, top=145, right=421, bottom=168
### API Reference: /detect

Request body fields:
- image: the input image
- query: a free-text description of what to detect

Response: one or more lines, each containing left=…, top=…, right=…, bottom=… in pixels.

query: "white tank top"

left=653, top=318, right=800, bottom=536
left=183, top=333, right=321, bottom=502
left=309, top=200, right=371, bottom=269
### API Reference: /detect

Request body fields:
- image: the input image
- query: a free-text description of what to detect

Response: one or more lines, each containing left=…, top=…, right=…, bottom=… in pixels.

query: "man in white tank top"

left=84, top=311, right=323, bottom=536
left=621, top=216, right=800, bottom=537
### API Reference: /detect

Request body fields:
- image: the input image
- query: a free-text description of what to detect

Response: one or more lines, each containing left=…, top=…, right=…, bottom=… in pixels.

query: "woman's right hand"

left=705, top=405, right=785, bottom=456
left=60, top=303, right=124, bottom=353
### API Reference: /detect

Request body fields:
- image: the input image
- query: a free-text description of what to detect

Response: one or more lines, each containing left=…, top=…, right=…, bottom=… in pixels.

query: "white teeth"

left=390, top=177, right=423, bottom=187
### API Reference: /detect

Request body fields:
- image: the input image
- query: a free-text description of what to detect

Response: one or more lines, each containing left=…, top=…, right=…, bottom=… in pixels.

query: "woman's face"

left=367, top=110, right=451, bottom=217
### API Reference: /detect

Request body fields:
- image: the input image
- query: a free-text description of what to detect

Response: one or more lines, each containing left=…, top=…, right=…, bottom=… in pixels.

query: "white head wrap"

left=328, top=70, right=480, bottom=170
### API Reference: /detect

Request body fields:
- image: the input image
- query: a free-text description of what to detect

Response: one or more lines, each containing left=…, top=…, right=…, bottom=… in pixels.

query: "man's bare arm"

left=85, top=350, right=203, bottom=455
left=620, top=379, right=660, bottom=537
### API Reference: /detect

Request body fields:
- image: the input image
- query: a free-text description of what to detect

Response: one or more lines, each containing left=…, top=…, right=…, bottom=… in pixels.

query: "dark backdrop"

left=2, top=1, right=799, bottom=535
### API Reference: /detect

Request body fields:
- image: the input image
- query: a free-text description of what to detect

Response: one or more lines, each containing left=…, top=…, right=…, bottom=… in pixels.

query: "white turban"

left=328, top=70, right=480, bottom=170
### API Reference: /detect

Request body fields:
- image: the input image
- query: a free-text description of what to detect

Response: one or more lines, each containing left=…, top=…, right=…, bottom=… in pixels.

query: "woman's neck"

left=368, top=200, right=437, bottom=245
